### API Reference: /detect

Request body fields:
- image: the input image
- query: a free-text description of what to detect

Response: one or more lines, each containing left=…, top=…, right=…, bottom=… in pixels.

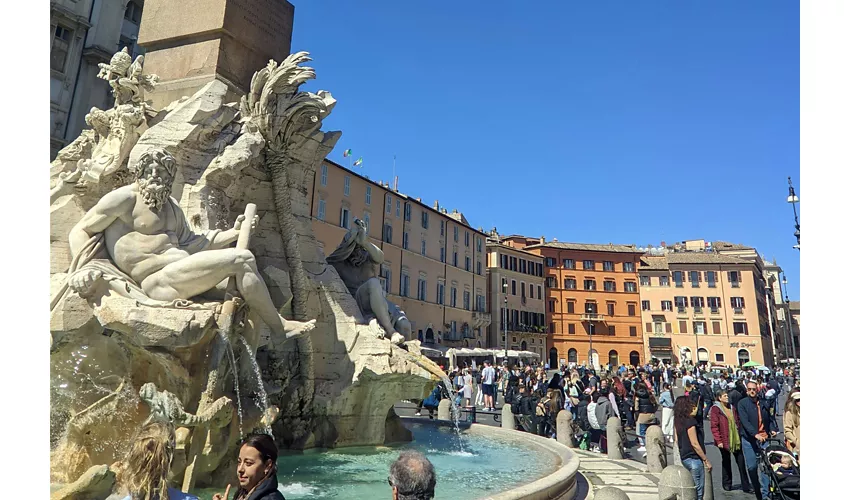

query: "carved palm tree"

left=240, top=52, right=336, bottom=321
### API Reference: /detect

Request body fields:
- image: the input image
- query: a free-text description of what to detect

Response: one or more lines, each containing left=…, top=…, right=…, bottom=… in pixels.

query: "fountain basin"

left=196, top=418, right=579, bottom=500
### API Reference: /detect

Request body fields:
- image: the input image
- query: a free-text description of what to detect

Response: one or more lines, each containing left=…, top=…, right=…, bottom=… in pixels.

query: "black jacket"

left=234, top=476, right=285, bottom=500
left=737, top=396, right=776, bottom=441
left=634, top=383, right=657, bottom=414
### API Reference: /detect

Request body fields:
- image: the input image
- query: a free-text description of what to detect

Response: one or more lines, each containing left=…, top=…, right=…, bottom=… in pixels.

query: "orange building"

left=512, top=240, right=646, bottom=369
left=309, top=159, right=490, bottom=348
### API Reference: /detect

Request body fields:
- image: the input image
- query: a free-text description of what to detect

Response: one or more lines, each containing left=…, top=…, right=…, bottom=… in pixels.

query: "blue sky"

left=292, top=1, right=800, bottom=299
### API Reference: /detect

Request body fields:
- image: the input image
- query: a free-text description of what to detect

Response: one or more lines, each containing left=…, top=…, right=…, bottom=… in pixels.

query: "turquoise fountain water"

left=197, top=421, right=556, bottom=499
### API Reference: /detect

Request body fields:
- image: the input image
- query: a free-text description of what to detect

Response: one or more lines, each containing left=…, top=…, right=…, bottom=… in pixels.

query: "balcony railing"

left=472, top=311, right=491, bottom=328
left=580, top=313, right=605, bottom=322
left=503, top=322, right=547, bottom=334
left=733, top=308, right=744, bottom=315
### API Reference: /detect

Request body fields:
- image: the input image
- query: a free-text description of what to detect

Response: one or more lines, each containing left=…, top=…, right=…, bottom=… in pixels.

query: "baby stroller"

left=759, top=439, right=800, bottom=500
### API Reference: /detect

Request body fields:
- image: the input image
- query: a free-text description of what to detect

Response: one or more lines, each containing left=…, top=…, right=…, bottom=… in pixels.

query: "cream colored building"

left=485, top=235, right=547, bottom=359
left=310, top=160, right=490, bottom=348
left=51, top=0, right=145, bottom=158
left=639, top=249, right=774, bottom=367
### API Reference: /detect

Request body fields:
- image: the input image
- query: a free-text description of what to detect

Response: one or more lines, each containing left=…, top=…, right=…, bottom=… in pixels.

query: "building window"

left=661, top=300, right=672, bottom=311
left=437, top=282, right=445, bottom=305
left=585, top=302, right=598, bottom=314
left=564, top=278, right=576, bottom=290
left=386, top=194, right=392, bottom=214
left=679, top=321, right=688, bottom=334
left=731, top=297, right=745, bottom=311
left=463, top=291, right=470, bottom=310
left=640, top=275, right=651, bottom=286
left=674, top=296, right=687, bottom=311
left=545, top=257, right=556, bottom=267
left=343, top=176, right=350, bottom=196
left=453, top=226, right=459, bottom=242
left=673, top=271, right=684, bottom=287
left=706, top=271, right=717, bottom=288
left=583, top=279, right=596, bottom=291
left=629, top=326, right=637, bottom=337
left=603, top=261, right=614, bottom=271
left=689, top=271, right=701, bottom=287
left=365, top=186, right=372, bottom=205
left=421, top=211, right=428, bottom=228
left=712, top=321, right=722, bottom=334
left=583, top=260, right=594, bottom=270
left=51, top=25, right=72, bottom=72
left=440, top=248, right=445, bottom=263
left=690, top=296, right=705, bottom=312
left=396, top=200, right=401, bottom=217
left=381, top=265, right=392, bottom=294
left=453, top=252, right=458, bottom=267
left=317, top=199, right=326, bottom=221
left=627, top=303, right=636, bottom=316
left=402, top=231, right=409, bottom=250
left=728, top=271, right=741, bottom=287
left=607, top=303, right=615, bottom=316
left=417, top=278, right=427, bottom=301
left=404, top=202, right=411, bottom=221
left=568, top=323, right=576, bottom=334
left=383, top=224, right=393, bottom=244
left=586, top=323, right=596, bottom=335
left=400, top=271, right=410, bottom=297
left=567, top=301, right=575, bottom=314
left=511, top=280, right=517, bottom=296
left=641, top=300, right=650, bottom=311
left=320, top=164, right=328, bottom=186
left=529, top=284, right=534, bottom=299
left=603, top=280, right=616, bottom=292
left=624, top=282, right=637, bottom=293
left=451, top=287, right=458, bottom=308
left=660, top=275, right=670, bottom=287
left=465, top=232, right=470, bottom=247
left=537, top=285, right=542, bottom=298
left=715, top=353, right=725, bottom=362
left=707, top=296, right=721, bottom=313
left=608, top=325, right=616, bottom=336
left=694, top=321, right=706, bottom=334
left=340, top=208, right=351, bottom=229
left=421, top=239, right=426, bottom=256
left=548, top=300, right=555, bottom=313
left=124, top=0, right=143, bottom=24
left=623, top=262, right=635, bottom=273
left=465, top=256, right=471, bottom=271
left=563, top=258, right=575, bottom=269
left=477, top=261, right=482, bottom=275
left=440, top=220, right=445, bottom=236
left=733, top=322, right=748, bottom=335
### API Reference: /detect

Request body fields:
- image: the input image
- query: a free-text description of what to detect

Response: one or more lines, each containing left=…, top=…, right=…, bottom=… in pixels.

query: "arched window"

left=608, top=350, right=619, bottom=367
left=520, top=341, right=528, bottom=351
left=568, top=348, right=578, bottom=363
left=629, top=351, right=640, bottom=366
left=737, top=349, right=751, bottom=366
left=697, top=347, right=709, bottom=363
left=549, top=347, right=558, bottom=368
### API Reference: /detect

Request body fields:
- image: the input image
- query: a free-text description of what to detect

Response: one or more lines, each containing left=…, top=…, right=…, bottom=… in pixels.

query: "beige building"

left=485, top=235, right=547, bottom=359
left=310, top=160, right=490, bottom=348
left=639, top=248, right=774, bottom=367
left=51, top=0, right=146, bottom=158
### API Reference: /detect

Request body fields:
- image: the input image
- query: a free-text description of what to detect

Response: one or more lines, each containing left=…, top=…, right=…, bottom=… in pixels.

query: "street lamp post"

left=781, top=275, right=798, bottom=363
left=787, top=177, right=800, bottom=250
left=502, top=280, right=509, bottom=363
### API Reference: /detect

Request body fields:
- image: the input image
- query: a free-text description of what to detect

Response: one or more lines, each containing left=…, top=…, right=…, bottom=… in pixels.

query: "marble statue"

left=139, top=382, right=232, bottom=430
left=63, top=147, right=314, bottom=341
left=327, top=218, right=411, bottom=344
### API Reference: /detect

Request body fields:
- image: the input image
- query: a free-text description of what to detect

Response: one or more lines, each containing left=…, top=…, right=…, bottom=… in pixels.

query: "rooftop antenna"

left=392, top=155, right=396, bottom=191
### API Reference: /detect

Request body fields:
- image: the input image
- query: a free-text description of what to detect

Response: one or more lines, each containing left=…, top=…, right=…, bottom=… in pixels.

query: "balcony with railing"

left=503, top=322, right=548, bottom=335
left=472, top=311, right=491, bottom=328
left=580, top=312, right=605, bottom=322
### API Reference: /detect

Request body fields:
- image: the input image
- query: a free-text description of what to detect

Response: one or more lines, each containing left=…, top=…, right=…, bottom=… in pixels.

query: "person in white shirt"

left=481, top=360, right=498, bottom=411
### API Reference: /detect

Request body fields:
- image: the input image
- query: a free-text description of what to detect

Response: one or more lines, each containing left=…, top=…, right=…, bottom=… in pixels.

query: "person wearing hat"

left=783, top=391, right=800, bottom=462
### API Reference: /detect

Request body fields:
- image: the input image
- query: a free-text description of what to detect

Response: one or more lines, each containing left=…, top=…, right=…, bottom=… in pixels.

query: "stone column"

left=437, top=399, right=451, bottom=421
left=703, top=465, right=715, bottom=500
left=556, top=410, right=575, bottom=447
left=673, top=438, right=682, bottom=466
left=658, top=464, right=697, bottom=500
left=501, top=405, right=516, bottom=430
left=595, top=486, right=630, bottom=500
left=646, top=425, right=668, bottom=472
left=606, top=416, right=624, bottom=459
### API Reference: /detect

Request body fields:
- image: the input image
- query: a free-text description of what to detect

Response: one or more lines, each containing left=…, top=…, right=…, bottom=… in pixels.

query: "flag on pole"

left=353, top=157, right=363, bottom=167
left=343, top=149, right=352, bottom=157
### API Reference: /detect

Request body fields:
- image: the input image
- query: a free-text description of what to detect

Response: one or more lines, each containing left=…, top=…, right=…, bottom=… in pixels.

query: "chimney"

left=416, top=197, right=421, bottom=202
left=433, top=200, right=439, bottom=210
left=552, top=237, right=558, bottom=242
left=540, top=235, right=545, bottom=244
left=452, top=208, right=458, bottom=214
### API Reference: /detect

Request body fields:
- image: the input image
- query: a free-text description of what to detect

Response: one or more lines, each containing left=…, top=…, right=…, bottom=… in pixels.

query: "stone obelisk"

left=137, top=0, right=295, bottom=110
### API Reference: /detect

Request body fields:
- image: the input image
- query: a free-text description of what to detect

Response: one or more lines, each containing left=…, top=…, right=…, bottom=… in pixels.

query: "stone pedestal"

left=658, top=465, right=697, bottom=500
left=501, top=405, right=516, bottom=430
left=556, top=410, right=575, bottom=447
left=437, top=399, right=451, bottom=421
left=594, top=486, right=630, bottom=500
left=646, top=425, right=668, bottom=472
left=606, top=416, right=624, bottom=459
left=137, top=0, right=295, bottom=109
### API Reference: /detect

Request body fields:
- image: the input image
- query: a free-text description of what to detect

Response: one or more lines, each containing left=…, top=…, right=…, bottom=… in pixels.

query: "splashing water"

left=237, top=336, right=273, bottom=437
left=437, top=374, right=466, bottom=453
left=219, top=330, right=244, bottom=439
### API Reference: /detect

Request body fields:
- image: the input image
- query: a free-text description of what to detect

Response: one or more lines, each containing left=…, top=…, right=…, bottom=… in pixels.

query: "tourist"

left=659, top=383, right=675, bottom=443
left=480, top=360, right=497, bottom=411
left=418, top=384, right=444, bottom=419
left=633, top=379, right=658, bottom=456
left=387, top=450, right=436, bottom=500
left=783, top=391, right=800, bottom=461
left=462, top=368, right=474, bottom=407
left=737, top=380, right=777, bottom=500
left=651, top=364, right=663, bottom=394
left=212, top=434, right=283, bottom=500
left=673, top=396, right=711, bottom=500
left=108, top=420, right=199, bottom=500
left=684, top=380, right=706, bottom=448
left=708, top=389, right=751, bottom=493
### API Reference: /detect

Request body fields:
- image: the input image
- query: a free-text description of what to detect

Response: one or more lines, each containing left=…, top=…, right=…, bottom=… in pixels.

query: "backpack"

left=536, top=397, right=551, bottom=417
left=587, top=401, right=601, bottom=429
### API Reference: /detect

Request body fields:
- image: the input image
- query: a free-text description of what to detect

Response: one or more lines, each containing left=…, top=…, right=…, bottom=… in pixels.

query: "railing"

left=580, top=313, right=604, bottom=322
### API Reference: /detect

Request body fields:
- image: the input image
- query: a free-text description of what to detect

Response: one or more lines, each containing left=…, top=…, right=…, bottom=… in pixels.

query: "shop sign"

left=729, top=342, right=756, bottom=348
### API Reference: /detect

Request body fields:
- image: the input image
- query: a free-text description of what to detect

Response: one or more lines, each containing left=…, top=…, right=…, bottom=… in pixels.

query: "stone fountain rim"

left=400, top=417, right=579, bottom=500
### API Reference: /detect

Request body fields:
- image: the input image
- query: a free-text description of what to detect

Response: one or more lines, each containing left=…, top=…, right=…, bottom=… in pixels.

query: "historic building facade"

left=485, top=236, right=547, bottom=359
left=51, top=0, right=145, bottom=159
left=638, top=249, right=774, bottom=367
left=310, top=160, right=490, bottom=348
left=513, top=240, right=646, bottom=369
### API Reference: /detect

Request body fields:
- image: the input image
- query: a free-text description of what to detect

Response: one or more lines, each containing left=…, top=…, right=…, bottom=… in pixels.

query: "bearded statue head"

left=132, top=148, right=176, bottom=211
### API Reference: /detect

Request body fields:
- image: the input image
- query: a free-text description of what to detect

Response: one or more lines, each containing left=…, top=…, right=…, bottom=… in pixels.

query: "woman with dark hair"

left=709, top=389, right=750, bottom=492
left=633, top=380, right=658, bottom=456
left=674, top=396, right=711, bottom=500
left=213, top=433, right=284, bottom=500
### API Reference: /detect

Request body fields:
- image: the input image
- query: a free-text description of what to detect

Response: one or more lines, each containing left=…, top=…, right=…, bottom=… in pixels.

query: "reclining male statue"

left=327, top=218, right=411, bottom=344
left=65, top=147, right=315, bottom=341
